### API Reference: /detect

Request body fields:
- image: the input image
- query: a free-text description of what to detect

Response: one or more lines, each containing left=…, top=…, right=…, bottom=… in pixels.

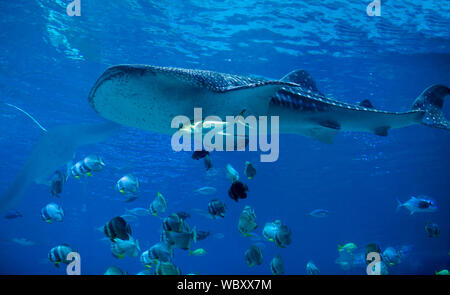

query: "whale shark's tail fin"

left=411, top=84, right=450, bottom=130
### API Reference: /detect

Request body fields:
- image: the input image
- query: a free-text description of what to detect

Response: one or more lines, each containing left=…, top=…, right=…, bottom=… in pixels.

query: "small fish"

left=338, top=243, right=357, bottom=253
left=161, top=227, right=197, bottom=250
left=238, top=206, right=257, bottom=237
left=308, top=209, right=329, bottom=218
left=48, top=244, right=74, bottom=268
left=195, top=187, right=217, bottom=195
left=397, top=196, right=437, bottom=215
left=262, top=220, right=292, bottom=248
left=245, top=245, right=263, bottom=267
left=116, top=174, right=140, bottom=201
left=50, top=170, right=66, bottom=197
left=226, top=164, right=239, bottom=182
left=192, top=150, right=209, bottom=160
left=306, top=261, right=320, bottom=275
left=148, top=242, right=173, bottom=263
left=71, top=161, right=87, bottom=179
left=104, top=266, right=127, bottom=275
left=425, top=222, right=440, bottom=238
left=104, top=216, right=132, bottom=241
left=154, top=261, right=181, bottom=275
left=111, top=235, right=141, bottom=259
left=4, top=210, right=22, bottom=219
left=83, top=155, right=105, bottom=172
left=70, top=155, right=104, bottom=179
left=270, top=254, right=284, bottom=275
left=244, top=161, right=256, bottom=179
left=162, top=213, right=188, bottom=232
left=11, top=238, right=35, bottom=246
left=435, top=269, right=449, bottom=275
left=189, top=248, right=206, bottom=256
left=40, top=203, right=64, bottom=223
left=204, top=155, right=213, bottom=171
left=141, top=242, right=173, bottom=266
left=228, top=180, right=248, bottom=202
left=136, top=269, right=152, bottom=275
left=382, top=247, right=402, bottom=266
left=126, top=208, right=150, bottom=216
left=208, top=199, right=226, bottom=219
left=149, top=192, right=167, bottom=216
left=196, top=230, right=211, bottom=241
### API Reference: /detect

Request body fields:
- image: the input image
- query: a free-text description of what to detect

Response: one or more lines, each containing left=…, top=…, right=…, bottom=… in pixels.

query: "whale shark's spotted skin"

left=90, top=65, right=295, bottom=97
left=272, top=87, right=408, bottom=115
left=88, top=65, right=449, bottom=143
left=91, top=65, right=412, bottom=117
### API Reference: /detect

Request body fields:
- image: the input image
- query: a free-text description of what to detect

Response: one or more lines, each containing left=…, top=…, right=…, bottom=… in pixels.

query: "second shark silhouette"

left=0, top=104, right=120, bottom=212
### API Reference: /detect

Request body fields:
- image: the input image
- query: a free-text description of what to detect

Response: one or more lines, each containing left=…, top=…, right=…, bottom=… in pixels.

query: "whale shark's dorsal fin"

left=280, top=69, right=323, bottom=95
left=359, top=99, right=374, bottom=109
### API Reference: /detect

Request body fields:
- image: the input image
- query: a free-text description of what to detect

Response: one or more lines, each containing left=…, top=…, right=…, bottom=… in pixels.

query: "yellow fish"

left=189, top=248, right=206, bottom=256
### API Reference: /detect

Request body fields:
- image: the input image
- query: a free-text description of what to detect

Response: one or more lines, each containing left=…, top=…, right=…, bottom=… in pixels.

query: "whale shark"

left=88, top=65, right=449, bottom=144
left=0, top=105, right=120, bottom=212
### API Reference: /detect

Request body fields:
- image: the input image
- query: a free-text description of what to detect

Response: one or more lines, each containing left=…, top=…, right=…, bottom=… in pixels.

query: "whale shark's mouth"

left=88, top=65, right=295, bottom=134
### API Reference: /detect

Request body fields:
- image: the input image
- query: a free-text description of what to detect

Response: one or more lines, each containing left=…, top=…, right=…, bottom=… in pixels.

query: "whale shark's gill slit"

left=5, top=103, right=48, bottom=132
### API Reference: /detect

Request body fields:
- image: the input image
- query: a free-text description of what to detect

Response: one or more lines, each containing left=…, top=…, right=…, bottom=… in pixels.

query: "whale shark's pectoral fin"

left=359, top=99, right=374, bottom=109
left=297, top=126, right=339, bottom=144
left=280, top=69, right=324, bottom=96
left=318, top=120, right=341, bottom=130
left=374, top=126, right=390, bottom=136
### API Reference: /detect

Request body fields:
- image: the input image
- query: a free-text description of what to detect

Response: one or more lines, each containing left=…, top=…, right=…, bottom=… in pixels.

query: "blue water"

left=0, top=1, right=449, bottom=275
